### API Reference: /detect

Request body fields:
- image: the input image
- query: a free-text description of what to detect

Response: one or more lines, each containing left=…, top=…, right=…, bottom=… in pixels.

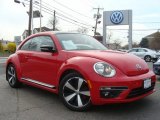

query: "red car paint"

left=6, top=32, right=156, bottom=105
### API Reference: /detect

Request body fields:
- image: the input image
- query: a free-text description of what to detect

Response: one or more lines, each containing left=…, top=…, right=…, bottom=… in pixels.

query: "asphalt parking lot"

left=0, top=60, right=160, bottom=120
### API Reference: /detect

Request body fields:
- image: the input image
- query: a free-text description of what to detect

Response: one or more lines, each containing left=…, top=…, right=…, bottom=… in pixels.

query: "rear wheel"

left=59, top=72, right=91, bottom=111
left=144, top=55, right=151, bottom=62
left=6, top=64, right=22, bottom=88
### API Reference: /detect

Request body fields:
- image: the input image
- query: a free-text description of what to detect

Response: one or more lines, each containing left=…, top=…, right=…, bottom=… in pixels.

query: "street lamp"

left=14, top=0, right=33, bottom=36
left=14, top=0, right=21, bottom=4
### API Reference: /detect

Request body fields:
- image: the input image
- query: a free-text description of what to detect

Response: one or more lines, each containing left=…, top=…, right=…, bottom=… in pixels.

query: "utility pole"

left=53, top=10, right=56, bottom=31
left=40, top=0, right=42, bottom=32
left=93, top=7, right=103, bottom=36
left=28, top=0, right=33, bottom=36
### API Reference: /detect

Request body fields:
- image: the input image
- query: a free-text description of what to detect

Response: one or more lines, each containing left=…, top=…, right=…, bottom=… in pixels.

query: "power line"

left=33, top=2, right=93, bottom=27
left=33, top=0, right=94, bottom=27
left=51, top=0, right=93, bottom=20
left=24, top=2, right=91, bottom=29
left=24, top=0, right=94, bottom=28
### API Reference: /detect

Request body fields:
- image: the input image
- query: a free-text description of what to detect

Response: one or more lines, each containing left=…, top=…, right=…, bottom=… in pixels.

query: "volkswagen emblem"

left=110, top=11, right=124, bottom=24
left=136, top=64, right=142, bottom=70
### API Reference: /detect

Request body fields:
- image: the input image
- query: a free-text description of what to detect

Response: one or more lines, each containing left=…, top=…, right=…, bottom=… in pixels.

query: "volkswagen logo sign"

left=136, top=64, right=142, bottom=71
left=110, top=11, right=124, bottom=24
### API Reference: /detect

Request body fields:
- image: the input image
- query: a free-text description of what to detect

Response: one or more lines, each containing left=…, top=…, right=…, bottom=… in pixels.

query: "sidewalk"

left=0, top=57, right=7, bottom=64
left=0, top=57, right=8, bottom=59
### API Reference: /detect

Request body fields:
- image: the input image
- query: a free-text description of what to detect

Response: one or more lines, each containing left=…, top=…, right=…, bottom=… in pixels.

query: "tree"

left=47, top=16, right=59, bottom=31
left=149, top=32, right=160, bottom=50
left=77, top=27, right=88, bottom=34
left=0, top=40, right=3, bottom=52
left=132, top=42, right=139, bottom=48
left=122, top=42, right=139, bottom=49
left=7, top=42, right=16, bottom=53
left=139, top=38, right=149, bottom=48
left=112, top=39, right=122, bottom=49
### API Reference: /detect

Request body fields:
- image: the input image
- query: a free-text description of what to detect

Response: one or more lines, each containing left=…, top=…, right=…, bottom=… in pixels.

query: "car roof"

left=38, top=31, right=80, bottom=35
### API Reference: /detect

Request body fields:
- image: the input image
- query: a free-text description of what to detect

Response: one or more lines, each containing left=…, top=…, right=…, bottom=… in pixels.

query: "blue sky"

left=0, top=0, right=160, bottom=45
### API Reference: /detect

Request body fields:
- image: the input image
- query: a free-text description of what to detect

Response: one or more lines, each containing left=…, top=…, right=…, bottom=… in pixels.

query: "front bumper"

left=153, top=63, right=160, bottom=75
left=89, top=71, right=156, bottom=105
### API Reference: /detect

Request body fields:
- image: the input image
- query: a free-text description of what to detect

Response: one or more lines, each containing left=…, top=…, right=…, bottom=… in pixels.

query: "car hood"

left=67, top=50, right=149, bottom=76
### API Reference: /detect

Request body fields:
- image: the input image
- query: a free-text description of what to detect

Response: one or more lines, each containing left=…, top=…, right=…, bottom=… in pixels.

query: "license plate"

left=144, top=79, right=151, bottom=89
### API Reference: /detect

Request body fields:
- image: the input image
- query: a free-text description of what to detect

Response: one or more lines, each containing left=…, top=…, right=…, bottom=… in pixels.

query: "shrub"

left=0, top=41, right=3, bottom=52
left=7, top=42, right=16, bottom=53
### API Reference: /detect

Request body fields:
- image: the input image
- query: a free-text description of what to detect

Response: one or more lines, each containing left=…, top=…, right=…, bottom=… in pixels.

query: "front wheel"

left=144, top=55, right=151, bottom=62
left=6, top=64, right=22, bottom=88
left=59, top=72, right=91, bottom=111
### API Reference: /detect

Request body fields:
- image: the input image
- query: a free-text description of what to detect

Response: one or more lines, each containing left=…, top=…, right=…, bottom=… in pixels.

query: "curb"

left=0, top=57, right=8, bottom=59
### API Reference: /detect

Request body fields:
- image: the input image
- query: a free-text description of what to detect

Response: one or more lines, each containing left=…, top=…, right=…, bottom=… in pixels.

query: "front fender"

left=56, top=56, right=102, bottom=85
left=6, top=54, right=22, bottom=81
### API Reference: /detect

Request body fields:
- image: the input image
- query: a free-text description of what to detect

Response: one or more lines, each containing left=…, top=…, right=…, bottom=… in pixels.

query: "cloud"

left=135, top=13, right=160, bottom=21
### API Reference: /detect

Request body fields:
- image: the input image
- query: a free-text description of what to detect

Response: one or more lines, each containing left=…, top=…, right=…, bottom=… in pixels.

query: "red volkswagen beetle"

left=6, top=32, right=156, bottom=111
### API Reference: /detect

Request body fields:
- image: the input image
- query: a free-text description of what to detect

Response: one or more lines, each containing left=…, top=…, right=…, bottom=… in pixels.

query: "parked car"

left=6, top=32, right=156, bottom=111
left=153, top=58, right=160, bottom=75
left=128, top=48, right=159, bottom=62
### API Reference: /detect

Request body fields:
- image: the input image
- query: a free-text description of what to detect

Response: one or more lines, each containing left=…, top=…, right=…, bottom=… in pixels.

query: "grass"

left=0, top=52, right=12, bottom=57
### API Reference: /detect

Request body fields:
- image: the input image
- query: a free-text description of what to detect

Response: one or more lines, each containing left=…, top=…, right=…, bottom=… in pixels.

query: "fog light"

left=100, top=86, right=128, bottom=98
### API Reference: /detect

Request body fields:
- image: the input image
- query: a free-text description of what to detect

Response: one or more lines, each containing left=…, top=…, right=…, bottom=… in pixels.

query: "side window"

left=39, top=36, right=55, bottom=48
left=20, top=36, right=55, bottom=52
left=138, top=49, right=145, bottom=52
left=20, top=39, right=31, bottom=50
left=29, top=37, right=41, bottom=51
left=129, top=49, right=137, bottom=52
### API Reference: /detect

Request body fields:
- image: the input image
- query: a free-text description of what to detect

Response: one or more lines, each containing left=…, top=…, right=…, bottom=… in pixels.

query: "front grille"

left=127, top=82, right=155, bottom=99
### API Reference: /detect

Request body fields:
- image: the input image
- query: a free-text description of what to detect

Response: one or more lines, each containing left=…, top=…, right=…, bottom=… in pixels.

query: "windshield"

left=56, top=33, right=107, bottom=51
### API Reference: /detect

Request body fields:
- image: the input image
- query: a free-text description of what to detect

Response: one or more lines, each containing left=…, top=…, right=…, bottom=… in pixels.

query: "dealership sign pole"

left=103, top=10, right=132, bottom=49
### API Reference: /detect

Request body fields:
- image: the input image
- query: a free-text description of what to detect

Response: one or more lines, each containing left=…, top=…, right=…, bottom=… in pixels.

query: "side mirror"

left=40, top=45, right=56, bottom=52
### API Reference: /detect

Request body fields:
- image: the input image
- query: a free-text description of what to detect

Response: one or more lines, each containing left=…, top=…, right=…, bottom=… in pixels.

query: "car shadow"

left=19, top=84, right=154, bottom=114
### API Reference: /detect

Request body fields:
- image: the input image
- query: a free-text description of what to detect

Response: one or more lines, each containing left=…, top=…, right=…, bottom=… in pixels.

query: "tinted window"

left=20, top=36, right=54, bottom=52
left=129, top=49, right=137, bottom=52
left=40, top=36, right=54, bottom=47
left=29, top=37, right=41, bottom=51
left=20, top=39, right=31, bottom=50
left=138, top=49, right=146, bottom=52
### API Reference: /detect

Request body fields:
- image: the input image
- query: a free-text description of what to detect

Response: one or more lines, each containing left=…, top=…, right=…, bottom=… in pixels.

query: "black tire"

left=6, top=64, right=22, bottom=88
left=59, top=72, right=91, bottom=111
left=144, top=55, right=151, bottom=62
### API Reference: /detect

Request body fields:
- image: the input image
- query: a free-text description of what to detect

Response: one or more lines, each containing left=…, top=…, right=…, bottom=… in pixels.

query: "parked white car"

left=128, top=48, right=159, bottom=62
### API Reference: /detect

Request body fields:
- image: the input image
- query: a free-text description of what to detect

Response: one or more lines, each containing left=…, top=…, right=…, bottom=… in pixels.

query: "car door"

left=18, top=36, right=59, bottom=87
left=17, top=38, right=33, bottom=78
left=26, top=36, right=59, bottom=86
left=137, top=49, right=146, bottom=58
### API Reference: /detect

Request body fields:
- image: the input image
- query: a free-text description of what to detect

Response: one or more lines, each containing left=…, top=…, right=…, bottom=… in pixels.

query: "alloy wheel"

left=145, top=56, right=151, bottom=62
left=7, top=66, right=16, bottom=86
left=62, top=77, right=91, bottom=108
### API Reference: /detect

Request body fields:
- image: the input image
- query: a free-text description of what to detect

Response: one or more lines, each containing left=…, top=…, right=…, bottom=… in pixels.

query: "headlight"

left=94, top=62, right=116, bottom=77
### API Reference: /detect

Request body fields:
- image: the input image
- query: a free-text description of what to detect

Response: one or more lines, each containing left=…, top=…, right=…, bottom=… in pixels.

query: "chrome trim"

left=21, top=78, right=56, bottom=89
